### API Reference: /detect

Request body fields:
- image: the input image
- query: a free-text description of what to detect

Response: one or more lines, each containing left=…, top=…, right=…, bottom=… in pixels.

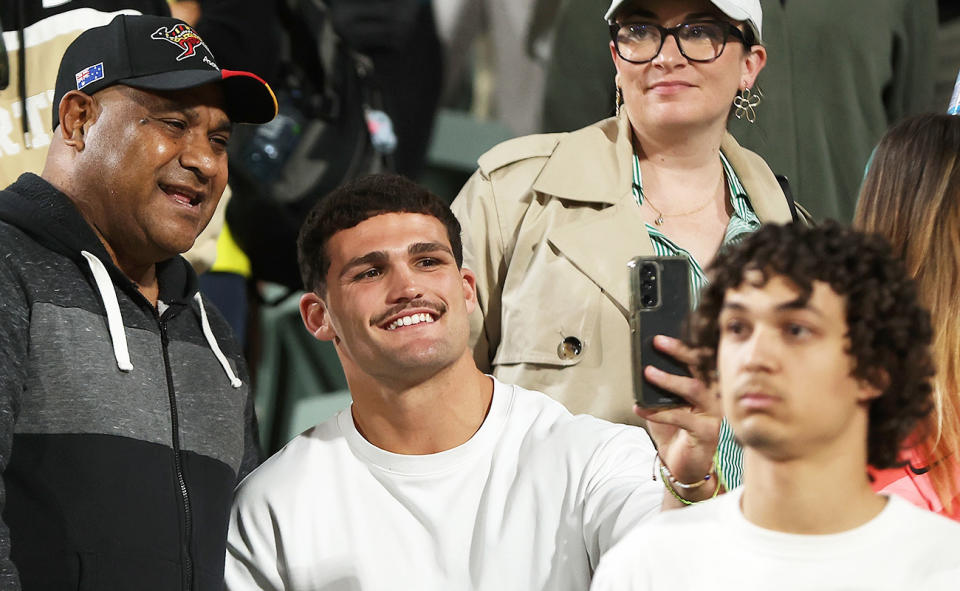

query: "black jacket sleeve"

left=0, top=247, right=28, bottom=590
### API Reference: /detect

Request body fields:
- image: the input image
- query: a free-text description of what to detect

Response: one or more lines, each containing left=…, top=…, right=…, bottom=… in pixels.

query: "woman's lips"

left=648, top=81, right=695, bottom=95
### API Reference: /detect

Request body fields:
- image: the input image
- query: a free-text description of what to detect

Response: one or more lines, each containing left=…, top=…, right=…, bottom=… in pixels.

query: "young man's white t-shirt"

left=225, top=378, right=662, bottom=590
left=591, top=486, right=960, bottom=591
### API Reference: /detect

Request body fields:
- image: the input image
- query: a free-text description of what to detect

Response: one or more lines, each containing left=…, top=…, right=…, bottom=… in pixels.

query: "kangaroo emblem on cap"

left=150, top=23, right=206, bottom=61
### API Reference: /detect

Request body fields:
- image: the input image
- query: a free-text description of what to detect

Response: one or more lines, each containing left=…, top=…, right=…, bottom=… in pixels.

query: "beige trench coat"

left=451, top=112, right=794, bottom=425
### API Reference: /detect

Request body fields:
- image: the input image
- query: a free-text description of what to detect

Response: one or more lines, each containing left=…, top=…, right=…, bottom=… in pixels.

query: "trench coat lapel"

left=533, top=112, right=653, bottom=315
left=546, top=197, right=654, bottom=315
left=720, top=133, right=793, bottom=223
left=532, top=117, right=790, bottom=318
left=532, top=112, right=633, bottom=206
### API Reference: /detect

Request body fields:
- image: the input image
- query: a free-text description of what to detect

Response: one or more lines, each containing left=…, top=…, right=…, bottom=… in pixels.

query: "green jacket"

left=727, top=0, right=938, bottom=222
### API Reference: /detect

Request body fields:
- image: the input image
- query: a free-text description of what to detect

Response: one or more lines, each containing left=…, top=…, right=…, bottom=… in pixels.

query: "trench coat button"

left=557, top=336, right=583, bottom=360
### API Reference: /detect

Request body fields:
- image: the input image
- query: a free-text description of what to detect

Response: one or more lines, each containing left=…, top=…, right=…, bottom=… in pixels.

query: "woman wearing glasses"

left=451, top=0, right=798, bottom=491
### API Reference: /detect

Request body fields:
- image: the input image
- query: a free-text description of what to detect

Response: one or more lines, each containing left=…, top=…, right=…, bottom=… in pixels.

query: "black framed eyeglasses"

left=609, top=21, right=748, bottom=64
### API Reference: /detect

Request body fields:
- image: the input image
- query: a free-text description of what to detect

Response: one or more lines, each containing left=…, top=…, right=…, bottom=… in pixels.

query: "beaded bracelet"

left=654, top=450, right=724, bottom=505
left=660, top=465, right=722, bottom=505
left=658, top=454, right=715, bottom=489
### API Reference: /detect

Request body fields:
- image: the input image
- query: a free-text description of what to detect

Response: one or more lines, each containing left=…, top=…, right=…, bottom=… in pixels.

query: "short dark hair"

left=297, top=173, right=463, bottom=294
left=688, top=221, right=935, bottom=469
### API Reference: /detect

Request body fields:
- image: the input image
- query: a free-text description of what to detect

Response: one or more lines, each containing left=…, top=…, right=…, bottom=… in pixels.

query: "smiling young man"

left=591, top=222, right=960, bottom=590
left=0, top=14, right=276, bottom=590
left=224, top=174, right=723, bottom=590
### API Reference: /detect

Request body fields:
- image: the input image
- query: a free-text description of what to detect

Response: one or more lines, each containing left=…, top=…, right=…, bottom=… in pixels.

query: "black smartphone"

left=629, top=256, right=692, bottom=407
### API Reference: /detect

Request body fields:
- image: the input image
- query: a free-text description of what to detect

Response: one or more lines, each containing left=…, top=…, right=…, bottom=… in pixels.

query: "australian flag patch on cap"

left=75, top=62, right=105, bottom=90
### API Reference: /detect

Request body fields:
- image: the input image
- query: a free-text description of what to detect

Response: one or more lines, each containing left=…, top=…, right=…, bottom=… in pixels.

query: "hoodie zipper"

left=160, top=317, right=194, bottom=590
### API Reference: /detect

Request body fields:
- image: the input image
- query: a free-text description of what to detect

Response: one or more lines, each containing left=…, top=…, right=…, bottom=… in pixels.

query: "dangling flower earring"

left=733, top=86, right=762, bottom=123
left=615, top=76, right=624, bottom=117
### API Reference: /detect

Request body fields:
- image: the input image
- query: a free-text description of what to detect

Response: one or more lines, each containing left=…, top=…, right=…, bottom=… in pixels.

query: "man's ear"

left=58, top=90, right=98, bottom=150
left=460, top=267, right=478, bottom=315
left=857, top=369, right=888, bottom=403
left=300, top=291, right=338, bottom=342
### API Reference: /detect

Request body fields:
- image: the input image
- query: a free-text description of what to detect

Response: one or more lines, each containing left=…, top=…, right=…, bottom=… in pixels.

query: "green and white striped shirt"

left=631, top=150, right=761, bottom=489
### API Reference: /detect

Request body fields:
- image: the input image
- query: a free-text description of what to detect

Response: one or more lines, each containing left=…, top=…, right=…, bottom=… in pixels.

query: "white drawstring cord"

left=81, top=250, right=242, bottom=389
left=193, top=293, right=243, bottom=388
left=81, top=250, right=133, bottom=372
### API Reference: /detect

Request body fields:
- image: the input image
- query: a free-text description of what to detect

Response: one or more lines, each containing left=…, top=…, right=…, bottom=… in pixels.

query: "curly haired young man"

left=593, top=222, right=960, bottom=591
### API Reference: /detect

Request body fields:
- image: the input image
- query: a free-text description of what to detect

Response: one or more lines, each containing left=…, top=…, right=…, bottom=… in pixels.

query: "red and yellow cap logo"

left=150, top=24, right=209, bottom=62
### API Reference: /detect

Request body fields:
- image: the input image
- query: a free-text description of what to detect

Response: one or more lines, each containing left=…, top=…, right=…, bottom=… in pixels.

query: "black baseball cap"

left=52, top=14, right=277, bottom=129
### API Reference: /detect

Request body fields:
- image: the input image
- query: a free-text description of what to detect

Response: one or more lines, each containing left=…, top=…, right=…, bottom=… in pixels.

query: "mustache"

left=370, top=299, right=447, bottom=327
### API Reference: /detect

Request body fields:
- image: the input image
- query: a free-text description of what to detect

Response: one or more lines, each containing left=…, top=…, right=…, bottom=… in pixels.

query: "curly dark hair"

left=297, top=173, right=463, bottom=295
left=688, top=221, right=935, bottom=469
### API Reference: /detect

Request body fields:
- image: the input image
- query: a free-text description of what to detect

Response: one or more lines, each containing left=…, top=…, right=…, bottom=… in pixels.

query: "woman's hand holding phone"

left=635, top=335, right=722, bottom=506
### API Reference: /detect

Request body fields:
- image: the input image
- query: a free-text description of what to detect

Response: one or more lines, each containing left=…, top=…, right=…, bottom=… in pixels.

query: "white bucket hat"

left=604, top=0, right=762, bottom=43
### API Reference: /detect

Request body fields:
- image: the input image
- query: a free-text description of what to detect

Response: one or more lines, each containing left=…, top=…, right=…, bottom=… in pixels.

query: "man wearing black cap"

left=0, top=14, right=275, bottom=590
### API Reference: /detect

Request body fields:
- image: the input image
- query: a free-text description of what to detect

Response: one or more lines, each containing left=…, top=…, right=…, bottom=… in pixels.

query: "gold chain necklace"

left=637, top=173, right=724, bottom=225
left=645, top=196, right=713, bottom=225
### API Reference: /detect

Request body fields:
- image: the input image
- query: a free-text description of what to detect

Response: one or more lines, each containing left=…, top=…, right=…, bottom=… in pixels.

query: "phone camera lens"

left=641, top=280, right=655, bottom=292
left=641, top=294, right=657, bottom=307
left=641, top=265, right=657, bottom=281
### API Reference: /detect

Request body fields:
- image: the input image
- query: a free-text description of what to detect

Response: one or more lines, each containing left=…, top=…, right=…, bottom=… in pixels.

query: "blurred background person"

left=169, top=1, right=281, bottom=90
left=726, top=0, right=938, bottom=222
left=452, top=0, right=801, bottom=490
left=853, top=113, right=960, bottom=520
left=324, top=0, right=441, bottom=179
left=224, top=0, right=442, bottom=294
left=435, top=0, right=546, bottom=137
left=935, top=0, right=960, bottom=110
